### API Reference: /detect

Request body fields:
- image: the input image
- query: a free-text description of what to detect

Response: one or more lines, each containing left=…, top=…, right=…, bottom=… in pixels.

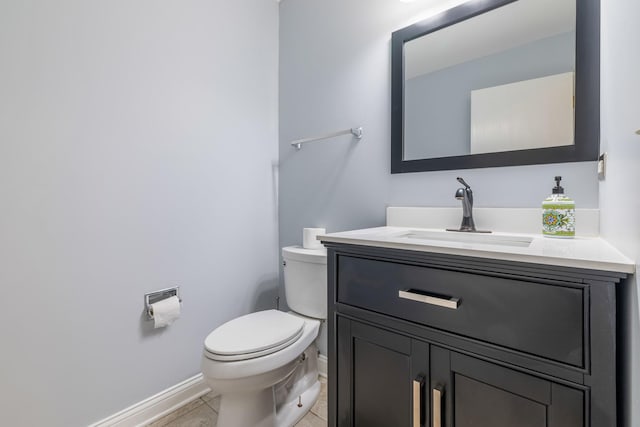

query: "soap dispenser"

left=542, top=176, right=575, bottom=238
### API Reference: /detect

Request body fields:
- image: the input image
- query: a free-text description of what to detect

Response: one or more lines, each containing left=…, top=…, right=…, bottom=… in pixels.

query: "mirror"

left=391, top=0, right=600, bottom=173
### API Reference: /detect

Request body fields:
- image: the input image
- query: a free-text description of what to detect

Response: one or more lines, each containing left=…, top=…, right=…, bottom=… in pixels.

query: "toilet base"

left=276, top=379, right=321, bottom=427
left=215, top=379, right=321, bottom=427
left=217, top=388, right=276, bottom=427
left=214, top=344, right=321, bottom=427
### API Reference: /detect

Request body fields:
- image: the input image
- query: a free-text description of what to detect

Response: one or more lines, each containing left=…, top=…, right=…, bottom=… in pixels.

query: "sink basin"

left=398, top=230, right=534, bottom=247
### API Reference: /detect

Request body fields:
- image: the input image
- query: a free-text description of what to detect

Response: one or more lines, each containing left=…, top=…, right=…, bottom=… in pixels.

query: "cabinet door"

left=430, top=347, right=585, bottom=427
left=336, top=316, right=429, bottom=427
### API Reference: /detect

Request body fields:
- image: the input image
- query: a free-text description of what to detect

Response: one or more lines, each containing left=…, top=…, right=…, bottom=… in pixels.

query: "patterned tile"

left=162, top=403, right=218, bottom=427
left=310, top=377, right=327, bottom=421
left=294, top=411, right=327, bottom=427
left=201, top=391, right=221, bottom=412
left=147, top=398, right=206, bottom=427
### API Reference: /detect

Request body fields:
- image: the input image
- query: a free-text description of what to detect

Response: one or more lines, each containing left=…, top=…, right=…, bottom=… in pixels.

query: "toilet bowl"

left=201, top=246, right=326, bottom=427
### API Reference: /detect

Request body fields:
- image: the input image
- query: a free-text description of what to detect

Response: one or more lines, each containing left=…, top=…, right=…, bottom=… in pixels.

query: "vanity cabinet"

left=431, top=347, right=584, bottom=427
left=336, top=318, right=429, bottom=426
left=326, top=243, right=628, bottom=427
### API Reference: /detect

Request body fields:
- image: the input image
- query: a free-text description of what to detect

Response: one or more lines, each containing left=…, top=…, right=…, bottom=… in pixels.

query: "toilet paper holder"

left=145, top=286, right=181, bottom=320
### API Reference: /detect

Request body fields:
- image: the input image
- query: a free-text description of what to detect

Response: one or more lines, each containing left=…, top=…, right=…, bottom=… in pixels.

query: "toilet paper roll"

left=150, top=296, right=181, bottom=328
left=303, top=227, right=326, bottom=249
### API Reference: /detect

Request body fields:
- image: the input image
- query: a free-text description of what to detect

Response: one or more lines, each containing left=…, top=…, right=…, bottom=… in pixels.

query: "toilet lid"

left=204, top=310, right=305, bottom=361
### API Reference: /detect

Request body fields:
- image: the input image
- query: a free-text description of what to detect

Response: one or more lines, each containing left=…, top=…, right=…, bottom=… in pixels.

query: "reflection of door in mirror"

left=470, top=72, right=574, bottom=154
left=403, top=0, right=576, bottom=161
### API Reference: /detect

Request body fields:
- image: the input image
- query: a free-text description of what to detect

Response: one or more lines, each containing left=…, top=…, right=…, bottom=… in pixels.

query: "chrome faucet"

left=447, top=177, right=490, bottom=233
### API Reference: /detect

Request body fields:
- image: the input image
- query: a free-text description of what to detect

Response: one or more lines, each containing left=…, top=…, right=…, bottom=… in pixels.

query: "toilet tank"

left=282, top=246, right=327, bottom=319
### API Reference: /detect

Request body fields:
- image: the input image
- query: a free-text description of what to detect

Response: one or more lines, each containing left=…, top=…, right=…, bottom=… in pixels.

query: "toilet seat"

left=204, top=310, right=305, bottom=362
left=202, top=313, right=320, bottom=381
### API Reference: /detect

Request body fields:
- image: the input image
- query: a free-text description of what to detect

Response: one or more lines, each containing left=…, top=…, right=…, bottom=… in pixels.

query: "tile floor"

left=146, top=377, right=327, bottom=427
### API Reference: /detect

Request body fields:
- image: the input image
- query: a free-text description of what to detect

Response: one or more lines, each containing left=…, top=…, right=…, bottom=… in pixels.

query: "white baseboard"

left=318, top=354, right=328, bottom=378
left=88, top=374, right=211, bottom=427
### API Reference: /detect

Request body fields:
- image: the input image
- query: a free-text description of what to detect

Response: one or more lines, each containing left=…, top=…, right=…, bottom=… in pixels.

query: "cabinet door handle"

left=413, top=376, right=425, bottom=427
left=432, top=385, right=444, bottom=427
left=399, top=289, right=460, bottom=310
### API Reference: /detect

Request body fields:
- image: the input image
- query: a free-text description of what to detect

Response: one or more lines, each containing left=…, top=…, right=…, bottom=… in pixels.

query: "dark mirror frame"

left=391, top=0, right=600, bottom=174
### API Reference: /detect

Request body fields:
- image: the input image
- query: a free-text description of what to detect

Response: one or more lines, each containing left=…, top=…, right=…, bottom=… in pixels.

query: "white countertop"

left=318, top=226, right=636, bottom=274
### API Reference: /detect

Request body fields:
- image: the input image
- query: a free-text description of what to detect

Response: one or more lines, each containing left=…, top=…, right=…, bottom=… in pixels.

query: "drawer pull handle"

left=413, top=376, right=425, bottom=427
left=433, top=385, right=444, bottom=427
left=399, top=289, right=460, bottom=310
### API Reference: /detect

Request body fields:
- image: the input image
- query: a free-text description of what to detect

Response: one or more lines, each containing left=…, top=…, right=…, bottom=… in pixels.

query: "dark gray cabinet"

left=326, top=243, right=628, bottom=427
left=336, top=318, right=428, bottom=426
left=432, top=347, right=584, bottom=427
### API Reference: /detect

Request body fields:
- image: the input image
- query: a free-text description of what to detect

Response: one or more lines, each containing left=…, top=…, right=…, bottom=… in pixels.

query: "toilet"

left=201, top=246, right=327, bottom=427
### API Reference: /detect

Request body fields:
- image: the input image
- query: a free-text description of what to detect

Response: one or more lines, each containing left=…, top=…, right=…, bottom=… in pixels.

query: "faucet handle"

left=456, top=177, right=471, bottom=189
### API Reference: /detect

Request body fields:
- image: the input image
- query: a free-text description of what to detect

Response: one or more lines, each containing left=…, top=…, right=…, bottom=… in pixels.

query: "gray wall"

left=279, top=0, right=597, bottom=249
left=600, top=0, right=640, bottom=425
left=0, top=1, right=279, bottom=425
left=404, top=31, right=575, bottom=160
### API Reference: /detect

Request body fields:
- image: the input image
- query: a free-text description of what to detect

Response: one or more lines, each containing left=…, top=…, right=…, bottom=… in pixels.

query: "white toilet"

left=201, top=246, right=327, bottom=427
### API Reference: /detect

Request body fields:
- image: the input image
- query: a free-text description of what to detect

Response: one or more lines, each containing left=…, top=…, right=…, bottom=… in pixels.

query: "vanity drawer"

left=336, top=255, right=585, bottom=367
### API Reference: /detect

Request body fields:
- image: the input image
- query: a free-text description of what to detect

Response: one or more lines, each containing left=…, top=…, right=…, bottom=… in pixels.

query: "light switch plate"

left=597, top=152, right=607, bottom=180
